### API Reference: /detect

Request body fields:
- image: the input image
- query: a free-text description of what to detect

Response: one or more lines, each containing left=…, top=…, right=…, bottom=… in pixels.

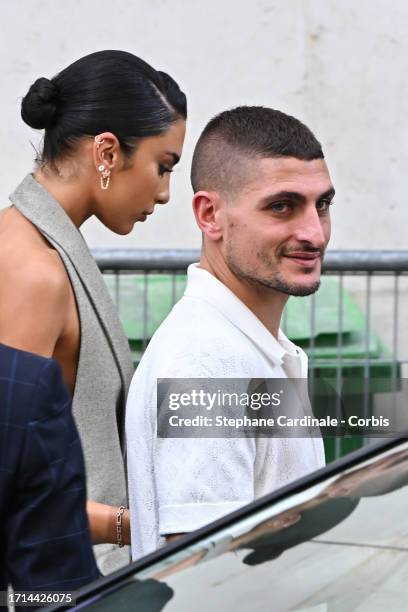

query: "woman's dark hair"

left=21, top=50, right=187, bottom=166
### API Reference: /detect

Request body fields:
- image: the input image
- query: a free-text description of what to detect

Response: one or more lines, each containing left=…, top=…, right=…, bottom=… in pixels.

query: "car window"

left=67, top=440, right=408, bottom=612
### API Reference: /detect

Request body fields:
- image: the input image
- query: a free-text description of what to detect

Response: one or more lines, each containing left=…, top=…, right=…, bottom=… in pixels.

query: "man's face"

left=220, top=156, right=334, bottom=296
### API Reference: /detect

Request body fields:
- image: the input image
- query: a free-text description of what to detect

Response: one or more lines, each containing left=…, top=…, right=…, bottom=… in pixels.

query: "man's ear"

left=192, top=191, right=224, bottom=241
left=93, top=132, right=122, bottom=172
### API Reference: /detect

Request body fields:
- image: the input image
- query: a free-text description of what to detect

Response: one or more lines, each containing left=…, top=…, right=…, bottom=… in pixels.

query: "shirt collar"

left=184, top=263, right=301, bottom=367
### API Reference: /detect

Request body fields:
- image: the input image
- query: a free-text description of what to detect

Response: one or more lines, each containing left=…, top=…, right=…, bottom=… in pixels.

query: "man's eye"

left=270, top=202, right=290, bottom=213
left=316, top=199, right=333, bottom=212
left=158, top=165, right=173, bottom=177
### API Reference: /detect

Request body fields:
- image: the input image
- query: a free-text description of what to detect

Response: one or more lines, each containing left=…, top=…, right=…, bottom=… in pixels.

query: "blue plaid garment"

left=0, top=343, right=99, bottom=596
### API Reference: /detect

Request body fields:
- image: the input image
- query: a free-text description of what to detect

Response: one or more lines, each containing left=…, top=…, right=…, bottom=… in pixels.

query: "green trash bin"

left=105, top=275, right=400, bottom=462
left=104, top=274, right=186, bottom=366
left=282, top=277, right=401, bottom=461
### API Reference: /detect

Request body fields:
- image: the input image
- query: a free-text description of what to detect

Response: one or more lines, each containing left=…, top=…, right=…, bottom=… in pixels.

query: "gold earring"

left=98, top=164, right=111, bottom=190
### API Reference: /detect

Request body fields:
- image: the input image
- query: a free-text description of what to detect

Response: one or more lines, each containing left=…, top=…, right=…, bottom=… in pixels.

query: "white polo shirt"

left=126, top=264, right=325, bottom=560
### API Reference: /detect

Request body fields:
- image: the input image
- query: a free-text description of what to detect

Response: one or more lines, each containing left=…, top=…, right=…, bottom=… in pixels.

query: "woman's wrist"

left=110, top=505, right=131, bottom=546
left=87, top=500, right=131, bottom=546
left=120, top=507, right=131, bottom=546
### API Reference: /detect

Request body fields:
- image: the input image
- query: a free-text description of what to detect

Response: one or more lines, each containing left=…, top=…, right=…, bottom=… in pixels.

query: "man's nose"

left=293, top=206, right=329, bottom=247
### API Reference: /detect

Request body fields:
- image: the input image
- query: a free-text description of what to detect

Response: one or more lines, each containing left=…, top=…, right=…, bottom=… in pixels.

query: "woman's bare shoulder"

left=0, top=208, right=71, bottom=355
left=4, top=244, right=69, bottom=293
left=0, top=210, right=69, bottom=291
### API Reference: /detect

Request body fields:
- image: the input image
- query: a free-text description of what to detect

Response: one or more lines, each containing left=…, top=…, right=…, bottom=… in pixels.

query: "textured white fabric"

left=126, top=264, right=325, bottom=560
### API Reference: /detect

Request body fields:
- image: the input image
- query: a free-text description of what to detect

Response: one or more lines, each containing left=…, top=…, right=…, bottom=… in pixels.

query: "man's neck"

left=199, top=252, right=288, bottom=339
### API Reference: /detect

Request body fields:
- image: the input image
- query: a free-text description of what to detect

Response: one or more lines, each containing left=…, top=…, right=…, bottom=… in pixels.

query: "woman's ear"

left=192, top=191, right=225, bottom=242
left=93, top=132, right=121, bottom=171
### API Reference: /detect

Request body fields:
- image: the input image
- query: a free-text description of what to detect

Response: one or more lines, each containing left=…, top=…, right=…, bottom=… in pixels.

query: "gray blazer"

left=11, top=174, right=135, bottom=574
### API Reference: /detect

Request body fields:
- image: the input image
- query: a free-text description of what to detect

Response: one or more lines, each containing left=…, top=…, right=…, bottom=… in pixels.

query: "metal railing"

left=94, top=249, right=408, bottom=459
left=94, top=249, right=408, bottom=274
left=94, top=248, right=408, bottom=368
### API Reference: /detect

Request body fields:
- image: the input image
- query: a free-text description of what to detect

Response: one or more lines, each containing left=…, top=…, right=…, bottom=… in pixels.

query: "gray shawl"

left=11, top=174, right=135, bottom=574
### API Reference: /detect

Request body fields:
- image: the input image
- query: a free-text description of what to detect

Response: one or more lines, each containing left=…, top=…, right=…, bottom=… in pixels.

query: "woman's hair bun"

left=21, top=77, right=59, bottom=129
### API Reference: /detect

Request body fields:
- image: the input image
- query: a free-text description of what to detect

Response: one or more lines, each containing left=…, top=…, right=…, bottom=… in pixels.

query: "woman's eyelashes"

left=158, top=164, right=174, bottom=177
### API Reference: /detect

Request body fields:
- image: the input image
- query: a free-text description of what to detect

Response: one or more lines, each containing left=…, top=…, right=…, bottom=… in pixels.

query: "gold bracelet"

left=116, top=506, right=126, bottom=547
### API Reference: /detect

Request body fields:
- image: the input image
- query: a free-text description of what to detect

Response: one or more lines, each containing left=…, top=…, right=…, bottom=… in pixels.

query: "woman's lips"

left=138, top=210, right=153, bottom=222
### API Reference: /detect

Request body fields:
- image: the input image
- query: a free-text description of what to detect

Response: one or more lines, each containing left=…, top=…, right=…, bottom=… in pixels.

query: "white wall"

left=1, top=0, right=407, bottom=250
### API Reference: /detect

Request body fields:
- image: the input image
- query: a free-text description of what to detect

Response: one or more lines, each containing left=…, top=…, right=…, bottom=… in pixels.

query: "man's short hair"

left=191, top=106, right=324, bottom=197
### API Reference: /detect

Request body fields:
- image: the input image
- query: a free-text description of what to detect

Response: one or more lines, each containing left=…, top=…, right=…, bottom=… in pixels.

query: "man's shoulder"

left=0, top=345, right=72, bottom=498
left=0, top=344, right=68, bottom=420
left=150, top=294, right=246, bottom=348
left=131, top=302, right=262, bottom=387
left=0, top=343, right=52, bottom=382
left=159, top=291, right=254, bottom=340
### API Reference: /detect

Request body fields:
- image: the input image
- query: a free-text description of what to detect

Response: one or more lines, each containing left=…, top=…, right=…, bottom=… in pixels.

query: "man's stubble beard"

left=225, top=239, right=322, bottom=297
left=251, top=273, right=321, bottom=297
